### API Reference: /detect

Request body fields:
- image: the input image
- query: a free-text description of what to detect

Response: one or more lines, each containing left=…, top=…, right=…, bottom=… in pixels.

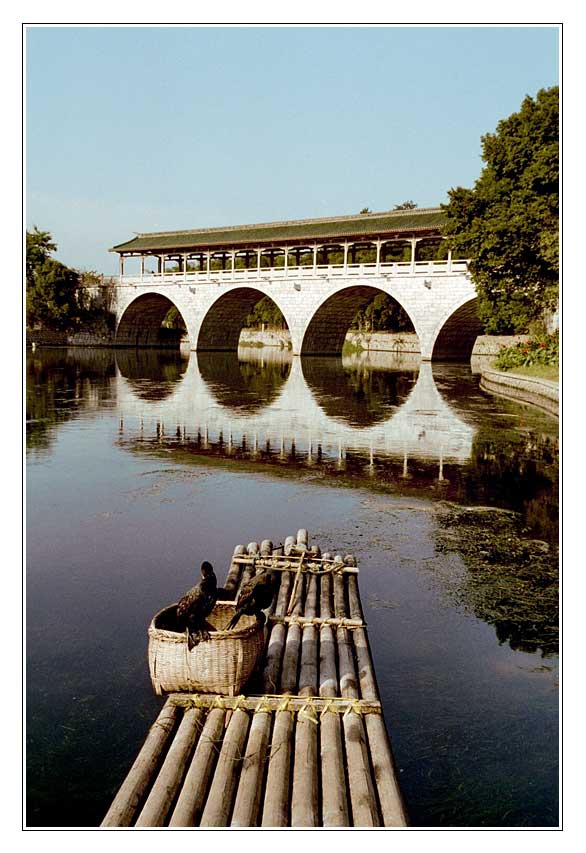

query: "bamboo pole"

left=223, top=544, right=246, bottom=599
left=320, top=707, right=349, bottom=827
left=296, top=528, right=309, bottom=548
left=168, top=708, right=225, bottom=827
left=262, top=571, right=292, bottom=693
left=353, top=629, right=409, bottom=826
left=280, top=573, right=304, bottom=694
left=101, top=699, right=180, bottom=827
left=319, top=563, right=338, bottom=699
left=341, top=709, right=380, bottom=824
left=260, top=539, right=273, bottom=557
left=134, top=707, right=203, bottom=827
left=318, top=552, right=349, bottom=826
left=333, top=555, right=346, bottom=618
left=298, top=575, right=318, bottom=695
left=338, top=574, right=380, bottom=827
left=240, top=541, right=259, bottom=587
left=230, top=710, right=272, bottom=827
left=284, top=535, right=296, bottom=556
left=292, top=570, right=319, bottom=826
left=348, top=575, right=408, bottom=826
left=200, top=709, right=251, bottom=826
left=260, top=710, right=294, bottom=826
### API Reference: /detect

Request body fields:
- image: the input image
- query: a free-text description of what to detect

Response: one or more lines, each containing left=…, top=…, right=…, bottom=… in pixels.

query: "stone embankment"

left=479, top=368, right=559, bottom=418
left=26, top=330, right=114, bottom=347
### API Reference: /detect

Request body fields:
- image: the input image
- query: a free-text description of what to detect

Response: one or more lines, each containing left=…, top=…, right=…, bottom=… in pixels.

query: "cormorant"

left=227, top=570, right=279, bottom=630
left=176, top=561, right=217, bottom=650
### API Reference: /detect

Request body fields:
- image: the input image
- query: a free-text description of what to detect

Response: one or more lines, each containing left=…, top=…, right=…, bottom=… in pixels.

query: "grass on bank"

left=500, top=364, right=559, bottom=382
left=493, top=331, right=558, bottom=383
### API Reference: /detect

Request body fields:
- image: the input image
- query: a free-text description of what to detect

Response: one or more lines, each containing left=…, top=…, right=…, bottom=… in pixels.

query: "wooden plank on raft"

left=101, top=531, right=408, bottom=828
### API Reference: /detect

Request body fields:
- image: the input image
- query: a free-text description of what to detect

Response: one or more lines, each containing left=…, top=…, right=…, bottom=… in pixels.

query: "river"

left=26, top=345, right=559, bottom=828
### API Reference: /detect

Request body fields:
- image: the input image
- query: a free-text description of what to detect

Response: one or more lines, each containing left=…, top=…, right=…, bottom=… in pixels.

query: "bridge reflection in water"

left=115, top=347, right=476, bottom=485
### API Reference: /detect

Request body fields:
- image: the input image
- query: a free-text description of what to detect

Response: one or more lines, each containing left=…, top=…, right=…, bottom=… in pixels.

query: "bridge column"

left=409, top=239, right=419, bottom=273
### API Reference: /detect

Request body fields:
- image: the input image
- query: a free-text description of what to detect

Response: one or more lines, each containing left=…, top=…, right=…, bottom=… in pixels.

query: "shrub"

left=494, top=331, right=559, bottom=371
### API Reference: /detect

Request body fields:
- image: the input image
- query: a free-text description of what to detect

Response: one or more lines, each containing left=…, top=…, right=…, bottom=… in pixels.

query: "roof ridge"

left=135, top=207, right=442, bottom=238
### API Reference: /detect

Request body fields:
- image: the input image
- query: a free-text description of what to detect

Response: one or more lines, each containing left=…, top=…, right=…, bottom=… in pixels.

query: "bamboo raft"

left=101, top=531, right=408, bottom=828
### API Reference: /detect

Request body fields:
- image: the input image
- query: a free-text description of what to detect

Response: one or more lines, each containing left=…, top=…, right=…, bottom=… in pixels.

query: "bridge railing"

left=119, top=258, right=469, bottom=285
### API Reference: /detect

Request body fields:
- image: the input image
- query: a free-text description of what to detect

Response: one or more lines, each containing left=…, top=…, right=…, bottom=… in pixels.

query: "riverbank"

left=480, top=367, right=559, bottom=418
left=27, top=328, right=529, bottom=357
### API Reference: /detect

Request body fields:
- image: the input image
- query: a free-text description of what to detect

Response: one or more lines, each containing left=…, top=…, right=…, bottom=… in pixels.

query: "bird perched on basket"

left=227, top=569, right=279, bottom=630
left=176, top=561, right=217, bottom=650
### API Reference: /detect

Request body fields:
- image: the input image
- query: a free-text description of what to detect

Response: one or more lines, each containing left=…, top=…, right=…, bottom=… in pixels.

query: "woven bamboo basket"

left=148, top=600, right=265, bottom=696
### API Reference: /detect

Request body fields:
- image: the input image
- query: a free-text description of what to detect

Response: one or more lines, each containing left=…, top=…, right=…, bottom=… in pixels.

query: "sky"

left=25, top=24, right=560, bottom=275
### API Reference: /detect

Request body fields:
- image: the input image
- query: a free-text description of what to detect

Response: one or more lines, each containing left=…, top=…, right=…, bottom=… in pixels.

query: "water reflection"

left=302, top=355, right=418, bottom=427
left=197, top=350, right=291, bottom=413
left=115, top=348, right=189, bottom=401
left=26, top=348, right=117, bottom=455
left=26, top=346, right=559, bottom=547
left=115, top=348, right=475, bottom=468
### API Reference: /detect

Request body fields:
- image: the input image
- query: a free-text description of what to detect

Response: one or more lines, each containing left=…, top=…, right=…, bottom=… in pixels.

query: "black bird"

left=176, top=561, right=217, bottom=650
left=227, top=570, right=279, bottom=630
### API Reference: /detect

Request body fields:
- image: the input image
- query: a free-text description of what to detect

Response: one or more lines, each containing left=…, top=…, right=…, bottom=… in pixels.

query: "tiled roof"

left=110, top=208, right=446, bottom=253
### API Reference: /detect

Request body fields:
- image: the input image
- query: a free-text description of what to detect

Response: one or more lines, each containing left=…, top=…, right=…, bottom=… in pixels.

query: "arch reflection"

left=197, top=349, right=292, bottom=414
left=301, top=355, right=419, bottom=428
left=114, top=348, right=558, bottom=548
left=115, top=348, right=189, bottom=401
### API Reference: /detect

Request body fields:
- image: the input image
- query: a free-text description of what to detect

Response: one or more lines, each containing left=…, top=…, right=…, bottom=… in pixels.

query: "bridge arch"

left=431, top=297, right=482, bottom=361
left=300, top=285, right=416, bottom=356
left=116, top=292, right=189, bottom=348
left=196, top=287, right=292, bottom=351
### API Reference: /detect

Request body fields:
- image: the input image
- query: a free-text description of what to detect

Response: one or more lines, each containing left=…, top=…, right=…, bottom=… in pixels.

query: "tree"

left=352, top=293, right=413, bottom=333
left=393, top=201, right=417, bottom=210
left=26, top=228, right=80, bottom=330
left=442, top=86, right=559, bottom=334
left=26, top=227, right=56, bottom=272
left=245, top=296, right=287, bottom=330
left=359, top=207, right=372, bottom=214
left=26, top=228, right=117, bottom=331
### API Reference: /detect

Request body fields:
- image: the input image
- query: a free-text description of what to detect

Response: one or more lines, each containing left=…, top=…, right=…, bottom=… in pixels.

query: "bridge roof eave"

left=109, top=208, right=447, bottom=255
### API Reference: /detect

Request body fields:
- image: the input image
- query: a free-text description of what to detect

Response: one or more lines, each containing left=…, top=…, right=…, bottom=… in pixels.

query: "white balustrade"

left=119, top=258, right=468, bottom=285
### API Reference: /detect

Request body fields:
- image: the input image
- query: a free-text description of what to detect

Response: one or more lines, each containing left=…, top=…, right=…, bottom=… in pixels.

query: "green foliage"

left=26, top=229, right=116, bottom=332
left=244, top=296, right=287, bottom=329
left=494, top=331, right=559, bottom=371
left=27, top=255, right=80, bottom=330
left=352, top=293, right=414, bottom=333
left=393, top=200, right=417, bottom=210
left=359, top=207, right=372, bottom=214
left=442, top=86, right=559, bottom=334
left=161, top=306, right=187, bottom=331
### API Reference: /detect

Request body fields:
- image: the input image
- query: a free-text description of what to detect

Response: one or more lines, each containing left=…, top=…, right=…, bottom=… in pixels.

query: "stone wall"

left=239, top=328, right=292, bottom=349
left=237, top=329, right=528, bottom=358
left=26, top=330, right=115, bottom=347
left=480, top=368, right=558, bottom=418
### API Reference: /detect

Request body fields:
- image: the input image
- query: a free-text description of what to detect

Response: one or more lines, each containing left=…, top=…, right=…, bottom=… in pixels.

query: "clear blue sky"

left=26, top=25, right=559, bottom=275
